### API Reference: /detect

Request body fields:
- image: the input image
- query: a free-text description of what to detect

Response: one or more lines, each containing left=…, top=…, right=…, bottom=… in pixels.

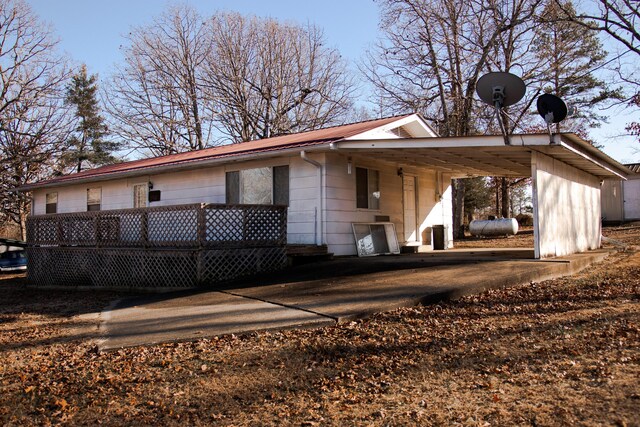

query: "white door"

left=403, top=175, right=418, bottom=243
left=624, top=179, right=640, bottom=220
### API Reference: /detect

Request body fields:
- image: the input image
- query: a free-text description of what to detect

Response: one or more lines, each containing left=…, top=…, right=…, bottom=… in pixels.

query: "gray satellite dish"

left=476, top=72, right=526, bottom=108
left=537, top=93, right=568, bottom=124
left=476, top=72, right=526, bottom=145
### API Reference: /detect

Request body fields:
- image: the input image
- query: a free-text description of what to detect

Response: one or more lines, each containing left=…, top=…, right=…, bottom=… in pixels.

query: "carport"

left=334, top=132, right=629, bottom=259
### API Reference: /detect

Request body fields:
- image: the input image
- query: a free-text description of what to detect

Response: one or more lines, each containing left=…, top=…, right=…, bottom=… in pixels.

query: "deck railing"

left=26, top=203, right=287, bottom=248
left=25, top=203, right=288, bottom=290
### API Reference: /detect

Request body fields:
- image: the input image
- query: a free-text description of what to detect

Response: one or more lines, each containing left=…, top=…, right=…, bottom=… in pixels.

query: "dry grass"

left=0, top=225, right=638, bottom=426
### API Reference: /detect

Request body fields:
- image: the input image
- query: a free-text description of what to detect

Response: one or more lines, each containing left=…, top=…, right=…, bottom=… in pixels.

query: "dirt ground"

left=0, top=225, right=639, bottom=426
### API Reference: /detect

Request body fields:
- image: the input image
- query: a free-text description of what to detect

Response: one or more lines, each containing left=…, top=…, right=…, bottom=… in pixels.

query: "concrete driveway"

left=98, top=248, right=610, bottom=350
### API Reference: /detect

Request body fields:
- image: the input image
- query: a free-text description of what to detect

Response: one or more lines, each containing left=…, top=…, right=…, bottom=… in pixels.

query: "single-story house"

left=19, top=113, right=629, bottom=261
left=601, top=163, right=640, bottom=222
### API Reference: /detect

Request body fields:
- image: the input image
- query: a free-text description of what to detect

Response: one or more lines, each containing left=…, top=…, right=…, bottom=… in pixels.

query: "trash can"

left=432, top=225, right=446, bottom=250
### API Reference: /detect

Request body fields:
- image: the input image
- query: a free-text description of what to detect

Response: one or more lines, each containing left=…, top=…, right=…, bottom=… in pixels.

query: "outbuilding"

left=601, top=163, right=640, bottom=223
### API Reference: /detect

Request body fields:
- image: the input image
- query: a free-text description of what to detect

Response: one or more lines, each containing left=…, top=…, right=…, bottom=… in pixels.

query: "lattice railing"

left=26, top=203, right=287, bottom=249
left=26, top=246, right=287, bottom=289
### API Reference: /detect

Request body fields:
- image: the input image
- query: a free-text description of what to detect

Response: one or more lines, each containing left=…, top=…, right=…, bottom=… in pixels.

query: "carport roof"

left=337, top=132, right=630, bottom=179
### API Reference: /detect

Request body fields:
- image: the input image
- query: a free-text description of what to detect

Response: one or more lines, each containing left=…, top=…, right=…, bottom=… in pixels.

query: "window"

left=45, top=192, right=57, bottom=214
left=226, top=166, right=289, bottom=205
left=273, top=165, right=289, bottom=205
left=87, top=187, right=101, bottom=211
left=133, top=184, right=147, bottom=208
left=356, top=167, right=380, bottom=209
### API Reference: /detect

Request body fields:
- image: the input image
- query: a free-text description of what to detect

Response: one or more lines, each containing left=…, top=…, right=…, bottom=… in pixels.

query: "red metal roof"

left=25, top=115, right=413, bottom=189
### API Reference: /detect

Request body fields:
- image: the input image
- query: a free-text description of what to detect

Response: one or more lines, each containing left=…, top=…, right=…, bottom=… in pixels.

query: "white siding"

left=31, top=151, right=454, bottom=254
left=31, top=156, right=319, bottom=246
left=532, top=151, right=601, bottom=258
left=601, top=179, right=624, bottom=222
left=623, top=177, right=640, bottom=220
left=324, top=153, right=453, bottom=256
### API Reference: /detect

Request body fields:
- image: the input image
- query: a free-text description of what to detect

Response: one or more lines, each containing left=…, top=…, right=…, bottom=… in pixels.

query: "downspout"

left=300, top=150, right=324, bottom=246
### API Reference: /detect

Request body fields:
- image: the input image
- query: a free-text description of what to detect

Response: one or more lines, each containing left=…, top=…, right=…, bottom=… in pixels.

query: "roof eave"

left=16, top=143, right=333, bottom=192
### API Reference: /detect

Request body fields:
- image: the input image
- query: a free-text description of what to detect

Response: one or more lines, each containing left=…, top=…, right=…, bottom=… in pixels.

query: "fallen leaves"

left=1, top=226, right=640, bottom=425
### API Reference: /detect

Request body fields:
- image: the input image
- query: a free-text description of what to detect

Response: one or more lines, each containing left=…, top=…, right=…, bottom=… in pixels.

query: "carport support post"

left=532, top=154, right=541, bottom=259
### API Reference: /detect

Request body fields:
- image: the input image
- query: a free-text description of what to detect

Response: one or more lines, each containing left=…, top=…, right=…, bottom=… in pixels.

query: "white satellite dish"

left=476, top=72, right=526, bottom=145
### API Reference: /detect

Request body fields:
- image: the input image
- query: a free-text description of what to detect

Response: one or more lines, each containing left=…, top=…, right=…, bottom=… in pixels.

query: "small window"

left=45, top=192, right=57, bottom=214
left=87, top=187, right=101, bottom=211
left=356, top=167, right=380, bottom=209
left=133, top=184, right=147, bottom=208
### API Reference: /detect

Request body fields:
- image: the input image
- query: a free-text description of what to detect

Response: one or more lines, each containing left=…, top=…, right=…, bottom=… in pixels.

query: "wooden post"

left=141, top=210, right=149, bottom=248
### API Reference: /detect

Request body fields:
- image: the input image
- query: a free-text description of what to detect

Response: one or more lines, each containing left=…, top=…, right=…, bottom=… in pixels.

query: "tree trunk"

left=452, top=178, right=466, bottom=239
left=501, top=177, right=510, bottom=218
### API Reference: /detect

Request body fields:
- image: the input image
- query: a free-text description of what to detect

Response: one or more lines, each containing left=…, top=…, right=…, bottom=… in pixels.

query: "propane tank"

left=469, top=218, right=519, bottom=236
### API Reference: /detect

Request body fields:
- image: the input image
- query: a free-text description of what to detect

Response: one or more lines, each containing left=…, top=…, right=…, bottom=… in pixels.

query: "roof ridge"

left=83, top=113, right=415, bottom=171
left=261, top=113, right=415, bottom=138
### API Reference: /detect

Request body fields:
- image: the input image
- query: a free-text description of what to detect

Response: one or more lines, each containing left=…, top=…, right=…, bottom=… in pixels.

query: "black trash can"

left=432, top=225, right=446, bottom=250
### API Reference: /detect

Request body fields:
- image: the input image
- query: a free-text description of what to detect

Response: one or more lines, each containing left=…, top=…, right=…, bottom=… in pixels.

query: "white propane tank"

left=469, top=218, right=519, bottom=236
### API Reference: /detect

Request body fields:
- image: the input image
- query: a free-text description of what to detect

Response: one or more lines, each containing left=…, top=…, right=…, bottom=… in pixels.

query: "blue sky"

left=27, top=0, right=640, bottom=163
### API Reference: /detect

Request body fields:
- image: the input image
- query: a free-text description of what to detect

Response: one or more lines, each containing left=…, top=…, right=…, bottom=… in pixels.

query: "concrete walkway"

left=98, top=249, right=611, bottom=350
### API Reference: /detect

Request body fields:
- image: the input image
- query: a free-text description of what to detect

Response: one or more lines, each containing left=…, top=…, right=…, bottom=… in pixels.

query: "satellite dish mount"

left=476, top=72, right=526, bottom=145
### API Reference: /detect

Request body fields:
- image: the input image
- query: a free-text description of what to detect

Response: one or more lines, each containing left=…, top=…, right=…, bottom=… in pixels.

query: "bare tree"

left=106, top=4, right=215, bottom=156
left=202, top=12, right=356, bottom=143
left=555, top=0, right=639, bottom=58
left=0, top=92, right=71, bottom=239
left=364, top=0, right=539, bottom=237
left=0, top=0, right=68, bottom=131
left=0, top=0, right=72, bottom=239
left=549, top=1, right=639, bottom=141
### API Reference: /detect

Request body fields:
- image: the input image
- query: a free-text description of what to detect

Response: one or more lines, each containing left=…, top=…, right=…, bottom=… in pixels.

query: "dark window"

left=273, top=165, right=290, bottom=205
left=356, top=167, right=380, bottom=209
left=45, top=192, right=57, bottom=214
left=225, top=171, right=240, bottom=204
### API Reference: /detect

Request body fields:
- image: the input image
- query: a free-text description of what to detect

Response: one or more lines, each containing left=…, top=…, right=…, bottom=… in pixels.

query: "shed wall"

left=623, top=177, right=640, bottom=220
left=532, top=151, right=601, bottom=258
left=601, top=180, right=624, bottom=222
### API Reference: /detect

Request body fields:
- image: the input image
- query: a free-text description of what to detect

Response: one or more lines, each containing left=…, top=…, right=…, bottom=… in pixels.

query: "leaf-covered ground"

left=0, top=225, right=639, bottom=426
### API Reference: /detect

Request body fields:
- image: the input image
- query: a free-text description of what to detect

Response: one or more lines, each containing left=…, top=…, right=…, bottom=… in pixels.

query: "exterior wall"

left=601, top=179, right=624, bottom=222
left=31, top=155, right=318, bottom=247
left=532, top=151, right=601, bottom=258
left=30, top=152, right=453, bottom=256
left=324, top=152, right=453, bottom=256
left=623, top=177, right=640, bottom=220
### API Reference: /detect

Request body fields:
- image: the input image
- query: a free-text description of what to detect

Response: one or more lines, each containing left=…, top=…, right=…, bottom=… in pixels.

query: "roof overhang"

left=336, top=133, right=630, bottom=179
left=16, top=144, right=331, bottom=191
left=17, top=132, right=629, bottom=192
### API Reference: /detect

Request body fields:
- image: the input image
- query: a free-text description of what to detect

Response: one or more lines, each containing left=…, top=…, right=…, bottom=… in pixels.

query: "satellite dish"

left=476, top=72, right=526, bottom=108
left=536, top=94, right=567, bottom=124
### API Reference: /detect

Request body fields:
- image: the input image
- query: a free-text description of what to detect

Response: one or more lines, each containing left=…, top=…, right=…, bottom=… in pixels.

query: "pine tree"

left=533, top=0, right=621, bottom=134
left=64, top=65, right=119, bottom=172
